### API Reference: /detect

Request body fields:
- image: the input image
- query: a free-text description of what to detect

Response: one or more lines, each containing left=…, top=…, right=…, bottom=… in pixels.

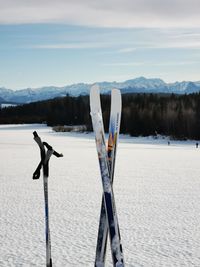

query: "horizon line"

left=1, top=76, right=200, bottom=91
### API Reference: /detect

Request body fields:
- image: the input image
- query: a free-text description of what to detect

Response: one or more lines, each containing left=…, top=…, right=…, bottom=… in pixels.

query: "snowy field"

left=0, top=124, right=200, bottom=267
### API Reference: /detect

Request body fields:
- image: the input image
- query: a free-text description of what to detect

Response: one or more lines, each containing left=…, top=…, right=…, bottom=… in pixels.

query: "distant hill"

left=0, top=77, right=200, bottom=104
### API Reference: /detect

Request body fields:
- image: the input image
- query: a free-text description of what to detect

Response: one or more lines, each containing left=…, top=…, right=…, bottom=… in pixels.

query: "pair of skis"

left=33, top=131, right=63, bottom=267
left=90, top=85, right=125, bottom=267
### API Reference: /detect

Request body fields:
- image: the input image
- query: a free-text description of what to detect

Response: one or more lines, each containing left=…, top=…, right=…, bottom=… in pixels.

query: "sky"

left=0, top=0, right=200, bottom=90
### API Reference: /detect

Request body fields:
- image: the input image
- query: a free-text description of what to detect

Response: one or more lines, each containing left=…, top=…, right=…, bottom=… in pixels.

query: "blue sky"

left=0, top=0, right=200, bottom=90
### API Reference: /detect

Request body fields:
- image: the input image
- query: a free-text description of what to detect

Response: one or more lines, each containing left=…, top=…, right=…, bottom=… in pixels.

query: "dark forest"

left=1, top=93, right=200, bottom=140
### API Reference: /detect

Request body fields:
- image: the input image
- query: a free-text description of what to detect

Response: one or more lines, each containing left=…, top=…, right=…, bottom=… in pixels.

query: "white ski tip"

left=112, top=88, right=121, bottom=93
left=90, top=84, right=101, bottom=114
left=91, top=84, right=100, bottom=91
left=111, top=88, right=121, bottom=98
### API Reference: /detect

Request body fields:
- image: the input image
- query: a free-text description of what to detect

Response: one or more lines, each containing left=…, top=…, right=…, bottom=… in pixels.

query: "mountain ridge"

left=1, top=76, right=200, bottom=104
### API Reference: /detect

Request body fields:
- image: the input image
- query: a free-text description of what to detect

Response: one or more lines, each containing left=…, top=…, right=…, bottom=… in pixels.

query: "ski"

left=33, top=131, right=63, bottom=267
left=95, top=89, right=122, bottom=266
left=90, top=85, right=124, bottom=267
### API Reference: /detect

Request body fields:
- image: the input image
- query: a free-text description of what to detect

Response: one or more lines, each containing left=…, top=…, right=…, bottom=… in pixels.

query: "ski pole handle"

left=33, top=131, right=39, bottom=138
left=33, top=131, right=63, bottom=158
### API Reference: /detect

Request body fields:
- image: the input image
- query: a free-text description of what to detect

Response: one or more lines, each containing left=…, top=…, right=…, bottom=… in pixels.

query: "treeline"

left=1, top=93, right=200, bottom=140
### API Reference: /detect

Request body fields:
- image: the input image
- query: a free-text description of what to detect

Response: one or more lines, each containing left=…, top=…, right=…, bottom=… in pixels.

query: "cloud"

left=103, top=62, right=146, bottom=67
left=30, top=42, right=112, bottom=49
left=19, top=26, right=200, bottom=51
left=0, top=0, right=200, bottom=27
left=103, top=60, right=199, bottom=67
left=117, top=48, right=136, bottom=53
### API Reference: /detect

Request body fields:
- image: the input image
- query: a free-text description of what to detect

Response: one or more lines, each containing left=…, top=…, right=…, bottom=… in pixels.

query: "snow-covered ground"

left=0, top=124, right=200, bottom=267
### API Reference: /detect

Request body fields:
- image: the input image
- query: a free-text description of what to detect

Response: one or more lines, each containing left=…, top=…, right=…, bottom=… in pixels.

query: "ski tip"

left=111, top=88, right=121, bottom=95
left=90, top=84, right=100, bottom=95
left=112, top=88, right=120, bottom=92
left=110, top=88, right=122, bottom=112
left=90, top=84, right=101, bottom=113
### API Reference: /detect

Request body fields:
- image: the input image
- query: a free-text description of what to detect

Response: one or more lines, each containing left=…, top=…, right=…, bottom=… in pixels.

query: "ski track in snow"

left=0, top=124, right=200, bottom=267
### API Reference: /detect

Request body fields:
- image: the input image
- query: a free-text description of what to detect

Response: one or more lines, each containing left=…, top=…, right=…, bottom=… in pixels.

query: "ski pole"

left=33, top=131, right=63, bottom=267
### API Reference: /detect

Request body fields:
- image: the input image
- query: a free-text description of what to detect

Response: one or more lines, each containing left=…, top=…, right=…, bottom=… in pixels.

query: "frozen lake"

left=0, top=124, right=200, bottom=267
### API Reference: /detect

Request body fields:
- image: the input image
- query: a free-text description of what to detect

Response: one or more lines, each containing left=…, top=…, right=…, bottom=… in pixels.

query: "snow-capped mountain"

left=0, top=77, right=200, bottom=104
left=0, top=96, right=6, bottom=103
left=168, top=81, right=200, bottom=94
